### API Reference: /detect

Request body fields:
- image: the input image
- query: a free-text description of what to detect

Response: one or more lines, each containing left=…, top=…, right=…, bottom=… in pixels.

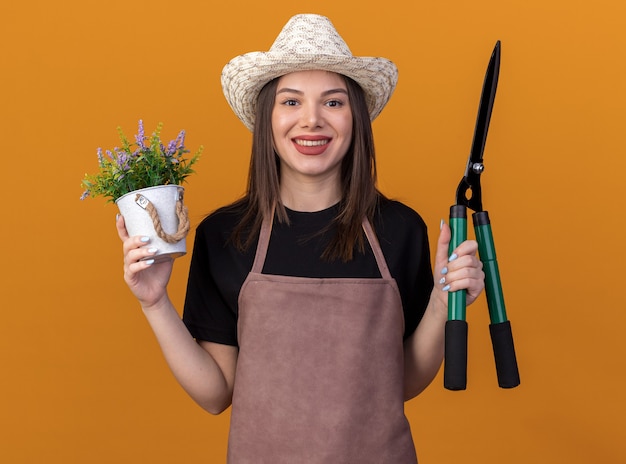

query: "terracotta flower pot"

left=116, top=185, right=190, bottom=262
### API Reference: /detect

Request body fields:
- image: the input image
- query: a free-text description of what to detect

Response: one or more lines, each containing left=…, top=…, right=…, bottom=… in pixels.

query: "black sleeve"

left=402, top=218, right=434, bottom=338
left=182, top=211, right=251, bottom=346
left=376, top=200, right=434, bottom=339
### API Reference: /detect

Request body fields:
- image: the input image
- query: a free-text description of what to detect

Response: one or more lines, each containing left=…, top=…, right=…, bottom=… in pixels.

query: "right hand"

left=116, top=214, right=174, bottom=310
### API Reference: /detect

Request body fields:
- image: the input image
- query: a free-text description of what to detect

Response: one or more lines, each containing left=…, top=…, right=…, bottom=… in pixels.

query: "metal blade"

left=456, top=40, right=501, bottom=211
left=468, top=40, right=500, bottom=167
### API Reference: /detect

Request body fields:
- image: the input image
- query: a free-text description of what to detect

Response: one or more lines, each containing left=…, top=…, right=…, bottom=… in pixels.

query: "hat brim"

left=221, top=51, right=398, bottom=131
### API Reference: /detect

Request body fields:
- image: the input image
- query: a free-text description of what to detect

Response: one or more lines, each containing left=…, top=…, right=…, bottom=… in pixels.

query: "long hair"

left=230, top=74, right=381, bottom=262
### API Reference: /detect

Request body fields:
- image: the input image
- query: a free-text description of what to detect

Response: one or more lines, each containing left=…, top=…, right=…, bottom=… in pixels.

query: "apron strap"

left=251, top=207, right=393, bottom=281
left=362, top=218, right=393, bottom=281
left=251, top=212, right=273, bottom=274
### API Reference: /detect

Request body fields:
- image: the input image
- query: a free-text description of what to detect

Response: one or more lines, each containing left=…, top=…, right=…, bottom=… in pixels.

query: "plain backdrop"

left=1, top=0, right=624, bottom=462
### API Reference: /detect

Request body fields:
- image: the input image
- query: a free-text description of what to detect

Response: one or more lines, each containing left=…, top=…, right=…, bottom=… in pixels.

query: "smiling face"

left=271, top=70, right=353, bottom=193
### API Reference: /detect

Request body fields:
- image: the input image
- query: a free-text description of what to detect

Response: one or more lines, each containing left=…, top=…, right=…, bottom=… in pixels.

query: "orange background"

left=2, top=0, right=625, bottom=462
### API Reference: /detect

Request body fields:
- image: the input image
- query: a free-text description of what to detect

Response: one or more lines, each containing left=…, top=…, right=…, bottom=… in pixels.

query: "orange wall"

left=2, top=0, right=625, bottom=462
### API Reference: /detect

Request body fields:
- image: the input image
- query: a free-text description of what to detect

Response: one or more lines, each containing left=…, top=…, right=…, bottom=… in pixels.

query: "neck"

left=280, top=174, right=341, bottom=212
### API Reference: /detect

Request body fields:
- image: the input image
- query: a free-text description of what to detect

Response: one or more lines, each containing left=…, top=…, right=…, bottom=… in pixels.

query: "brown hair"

left=230, top=74, right=381, bottom=262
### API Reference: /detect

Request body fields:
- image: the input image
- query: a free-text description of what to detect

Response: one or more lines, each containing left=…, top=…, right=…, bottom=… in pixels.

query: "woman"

left=117, top=14, right=484, bottom=463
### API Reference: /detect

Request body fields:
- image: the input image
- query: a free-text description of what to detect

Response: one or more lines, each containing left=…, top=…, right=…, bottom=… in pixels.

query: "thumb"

left=435, top=219, right=452, bottom=275
left=116, top=213, right=130, bottom=242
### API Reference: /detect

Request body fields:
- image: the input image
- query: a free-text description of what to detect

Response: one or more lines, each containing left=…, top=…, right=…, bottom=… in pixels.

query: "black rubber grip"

left=489, top=320, right=521, bottom=388
left=444, top=320, right=468, bottom=390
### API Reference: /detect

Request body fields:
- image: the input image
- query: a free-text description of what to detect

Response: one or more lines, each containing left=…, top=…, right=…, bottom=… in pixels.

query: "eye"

left=325, top=99, right=345, bottom=108
left=280, top=98, right=299, bottom=106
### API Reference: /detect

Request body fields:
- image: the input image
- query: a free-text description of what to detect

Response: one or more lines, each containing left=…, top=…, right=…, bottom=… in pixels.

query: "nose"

left=300, top=102, right=323, bottom=128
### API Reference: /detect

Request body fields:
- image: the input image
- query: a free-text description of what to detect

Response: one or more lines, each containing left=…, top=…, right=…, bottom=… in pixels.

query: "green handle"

left=473, top=211, right=507, bottom=324
left=448, top=205, right=467, bottom=321
left=473, top=211, right=521, bottom=388
left=445, top=205, right=469, bottom=390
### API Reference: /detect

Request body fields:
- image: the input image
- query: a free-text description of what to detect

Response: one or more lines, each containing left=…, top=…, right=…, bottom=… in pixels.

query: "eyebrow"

left=276, top=87, right=349, bottom=97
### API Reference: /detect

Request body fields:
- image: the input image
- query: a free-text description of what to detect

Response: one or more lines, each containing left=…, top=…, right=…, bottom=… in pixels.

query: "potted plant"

left=81, top=120, right=202, bottom=261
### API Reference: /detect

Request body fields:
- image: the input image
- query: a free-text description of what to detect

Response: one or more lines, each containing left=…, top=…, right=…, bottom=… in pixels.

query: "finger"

left=446, top=253, right=482, bottom=273
left=126, top=254, right=159, bottom=273
left=442, top=274, right=484, bottom=294
left=444, top=262, right=483, bottom=283
left=116, top=214, right=129, bottom=242
left=444, top=276, right=484, bottom=295
left=442, top=260, right=485, bottom=289
left=435, top=219, right=452, bottom=271
left=447, top=251, right=483, bottom=275
left=124, top=237, right=157, bottom=263
left=449, top=239, right=479, bottom=260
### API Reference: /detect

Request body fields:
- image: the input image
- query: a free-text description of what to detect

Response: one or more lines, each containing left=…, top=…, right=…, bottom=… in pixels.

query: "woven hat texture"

left=221, top=14, right=398, bottom=131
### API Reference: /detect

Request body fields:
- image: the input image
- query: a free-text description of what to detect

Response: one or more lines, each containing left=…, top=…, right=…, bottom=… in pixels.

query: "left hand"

left=433, top=220, right=485, bottom=309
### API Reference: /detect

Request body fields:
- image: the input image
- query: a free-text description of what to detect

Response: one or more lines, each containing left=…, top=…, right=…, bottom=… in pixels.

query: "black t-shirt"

left=182, top=198, right=434, bottom=346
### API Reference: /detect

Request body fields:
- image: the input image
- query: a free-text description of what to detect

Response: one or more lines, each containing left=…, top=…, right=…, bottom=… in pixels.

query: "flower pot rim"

left=114, top=184, right=185, bottom=204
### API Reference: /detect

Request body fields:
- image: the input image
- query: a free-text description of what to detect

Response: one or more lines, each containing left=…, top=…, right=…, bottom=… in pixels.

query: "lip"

left=292, top=136, right=331, bottom=156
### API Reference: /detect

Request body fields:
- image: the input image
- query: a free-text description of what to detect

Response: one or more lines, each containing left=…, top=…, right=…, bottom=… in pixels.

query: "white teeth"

left=294, top=139, right=328, bottom=147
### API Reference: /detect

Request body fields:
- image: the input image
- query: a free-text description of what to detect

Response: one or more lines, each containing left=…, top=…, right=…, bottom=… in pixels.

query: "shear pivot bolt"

left=472, top=163, right=484, bottom=174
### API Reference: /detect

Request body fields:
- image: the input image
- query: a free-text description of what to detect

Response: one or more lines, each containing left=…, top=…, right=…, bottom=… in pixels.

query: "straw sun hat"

left=221, top=14, right=398, bottom=132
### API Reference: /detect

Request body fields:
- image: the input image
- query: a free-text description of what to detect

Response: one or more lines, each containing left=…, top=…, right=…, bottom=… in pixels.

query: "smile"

left=294, top=139, right=330, bottom=147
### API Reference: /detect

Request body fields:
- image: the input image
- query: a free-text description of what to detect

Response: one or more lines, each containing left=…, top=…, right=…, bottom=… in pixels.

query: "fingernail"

left=140, top=236, right=150, bottom=243
left=442, top=284, right=451, bottom=292
left=145, top=259, right=155, bottom=265
left=439, top=277, right=446, bottom=284
left=440, top=219, right=445, bottom=230
left=148, top=248, right=157, bottom=254
left=441, top=266, right=448, bottom=275
left=448, top=253, right=458, bottom=262
left=116, top=213, right=121, bottom=221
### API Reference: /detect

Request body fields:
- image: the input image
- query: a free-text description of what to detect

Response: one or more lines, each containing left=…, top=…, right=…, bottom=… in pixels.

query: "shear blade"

left=456, top=40, right=501, bottom=211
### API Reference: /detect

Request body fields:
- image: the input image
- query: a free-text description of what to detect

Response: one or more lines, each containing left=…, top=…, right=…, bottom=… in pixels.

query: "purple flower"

left=80, top=190, right=90, bottom=200
left=176, top=130, right=186, bottom=150
left=165, top=130, right=186, bottom=157
left=115, top=149, right=131, bottom=171
left=135, top=120, right=146, bottom=149
left=166, top=139, right=177, bottom=156
left=97, top=147, right=104, bottom=166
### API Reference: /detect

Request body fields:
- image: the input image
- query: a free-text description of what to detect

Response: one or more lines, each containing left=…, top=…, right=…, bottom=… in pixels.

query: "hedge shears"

left=444, top=41, right=521, bottom=391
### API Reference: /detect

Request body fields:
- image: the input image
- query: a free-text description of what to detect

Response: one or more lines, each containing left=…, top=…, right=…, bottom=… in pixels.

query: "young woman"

left=116, top=14, right=484, bottom=463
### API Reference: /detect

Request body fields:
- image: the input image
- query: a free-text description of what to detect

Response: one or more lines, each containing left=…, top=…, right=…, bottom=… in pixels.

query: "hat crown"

left=221, top=14, right=397, bottom=131
left=269, top=14, right=353, bottom=57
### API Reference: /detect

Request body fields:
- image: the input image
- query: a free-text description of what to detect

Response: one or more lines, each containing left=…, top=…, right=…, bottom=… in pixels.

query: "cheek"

left=271, top=112, right=292, bottom=138
left=340, top=111, right=353, bottom=134
left=340, top=117, right=353, bottom=143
